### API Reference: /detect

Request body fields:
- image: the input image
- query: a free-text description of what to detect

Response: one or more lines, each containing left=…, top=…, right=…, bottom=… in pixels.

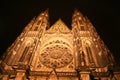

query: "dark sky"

left=0, top=0, right=120, bottom=66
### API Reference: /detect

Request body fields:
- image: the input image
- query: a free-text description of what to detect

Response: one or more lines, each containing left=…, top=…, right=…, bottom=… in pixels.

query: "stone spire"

left=0, top=9, right=119, bottom=80
left=2, top=10, right=49, bottom=65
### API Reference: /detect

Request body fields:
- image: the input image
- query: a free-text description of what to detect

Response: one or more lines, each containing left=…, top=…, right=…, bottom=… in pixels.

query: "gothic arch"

left=81, top=39, right=97, bottom=67
left=82, top=39, right=108, bottom=67
left=18, top=38, right=34, bottom=63
left=5, top=38, right=35, bottom=65
left=41, top=37, right=73, bottom=52
left=23, top=38, right=34, bottom=46
left=82, top=38, right=92, bottom=46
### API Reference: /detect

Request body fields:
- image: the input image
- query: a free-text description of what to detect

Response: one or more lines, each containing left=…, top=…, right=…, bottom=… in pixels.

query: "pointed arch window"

left=19, top=46, right=30, bottom=62
left=80, top=51, right=86, bottom=66
left=86, top=46, right=93, bottom=63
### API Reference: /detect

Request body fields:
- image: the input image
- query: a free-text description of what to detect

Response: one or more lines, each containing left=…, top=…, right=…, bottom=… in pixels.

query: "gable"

left=47, top=19, right=71, bottom=33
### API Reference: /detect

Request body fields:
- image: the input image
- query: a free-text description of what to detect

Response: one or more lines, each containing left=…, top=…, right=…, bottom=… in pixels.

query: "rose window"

left=40, top=45, right=73, bottom=68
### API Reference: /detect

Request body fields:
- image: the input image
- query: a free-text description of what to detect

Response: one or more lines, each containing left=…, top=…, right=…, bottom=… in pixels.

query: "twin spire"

left=36, top=9, right=85, bottom=28
left=24, top=9, right=91, bottom=32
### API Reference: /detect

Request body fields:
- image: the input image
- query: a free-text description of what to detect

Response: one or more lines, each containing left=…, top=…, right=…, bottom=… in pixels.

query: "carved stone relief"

left=40, top=44, right=73, bottom=68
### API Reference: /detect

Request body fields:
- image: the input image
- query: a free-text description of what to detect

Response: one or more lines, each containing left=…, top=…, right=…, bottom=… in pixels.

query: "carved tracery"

left=40, top=44, right=73, bottom=68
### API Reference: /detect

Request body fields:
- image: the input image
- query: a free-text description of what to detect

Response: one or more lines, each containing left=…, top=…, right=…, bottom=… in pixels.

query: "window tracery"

left=40, top=45, right=73, bottom=68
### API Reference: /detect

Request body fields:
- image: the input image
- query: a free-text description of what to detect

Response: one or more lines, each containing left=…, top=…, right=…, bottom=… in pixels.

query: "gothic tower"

left=0, top=9, right=120, bottom=80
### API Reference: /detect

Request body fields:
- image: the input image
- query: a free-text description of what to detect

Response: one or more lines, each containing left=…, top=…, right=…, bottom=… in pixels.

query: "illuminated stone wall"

left=0, top=9, right=120, bottom=80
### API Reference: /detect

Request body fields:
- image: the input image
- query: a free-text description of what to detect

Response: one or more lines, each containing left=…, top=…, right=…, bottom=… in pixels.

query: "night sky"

left=0, top=0, right=120, bottom=66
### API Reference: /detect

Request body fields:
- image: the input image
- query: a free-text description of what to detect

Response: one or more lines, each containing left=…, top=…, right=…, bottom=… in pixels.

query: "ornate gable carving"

left=47, top=19, right=71, bottom=33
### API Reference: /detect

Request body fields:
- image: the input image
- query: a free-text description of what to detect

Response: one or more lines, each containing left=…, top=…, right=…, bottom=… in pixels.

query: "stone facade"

left=0, top=9, right=120, bottom=80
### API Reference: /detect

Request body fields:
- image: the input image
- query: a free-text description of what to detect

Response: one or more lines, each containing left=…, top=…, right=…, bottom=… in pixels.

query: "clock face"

left=39, top=45, right=73, bottom=68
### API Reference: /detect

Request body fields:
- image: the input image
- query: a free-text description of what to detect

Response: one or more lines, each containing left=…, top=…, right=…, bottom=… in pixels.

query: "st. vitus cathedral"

left=0, top=9, right=120, bottom=80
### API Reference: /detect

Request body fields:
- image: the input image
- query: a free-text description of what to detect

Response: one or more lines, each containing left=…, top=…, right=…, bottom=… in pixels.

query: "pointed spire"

left=72, top=9, right=87, bottom=30
left=29, top=9, right=49, bottom=31
left=37, top=9, right=49, bottom=20
left=44, top=8, right=49, bottom=14
left=72, top=8, right=83, bottom=19
left=43, top=8, right=49, bottom=18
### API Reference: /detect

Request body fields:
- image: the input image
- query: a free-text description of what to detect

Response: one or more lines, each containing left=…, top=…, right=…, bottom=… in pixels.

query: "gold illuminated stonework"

left=0, top=9, right=120, bottom=80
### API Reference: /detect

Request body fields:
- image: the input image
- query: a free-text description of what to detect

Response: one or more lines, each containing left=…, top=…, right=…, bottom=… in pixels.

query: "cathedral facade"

left=0, top=10, right=120, bottom=80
